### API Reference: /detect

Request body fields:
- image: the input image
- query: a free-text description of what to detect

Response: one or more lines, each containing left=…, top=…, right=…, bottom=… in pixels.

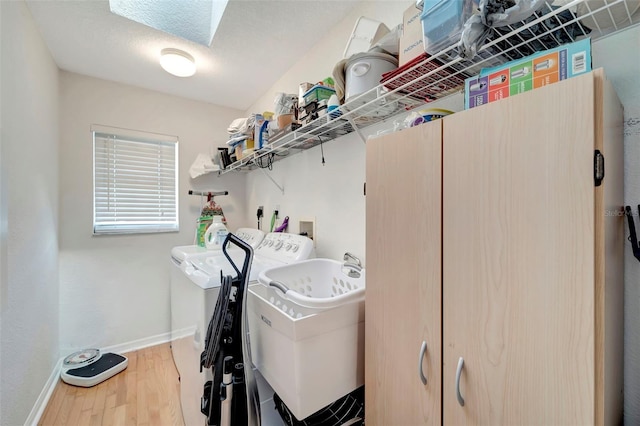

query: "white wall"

left=0, top=2, right=60, bottom=425
left=592, top=26, right=640, bottom=424
left=242, top=1, right=412, bottom=262
left=58, top=72, right=246, bottom=355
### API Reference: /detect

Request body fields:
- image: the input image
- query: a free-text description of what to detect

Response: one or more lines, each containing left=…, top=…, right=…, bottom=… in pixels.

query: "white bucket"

left=345, top=52, right=398, bottom=101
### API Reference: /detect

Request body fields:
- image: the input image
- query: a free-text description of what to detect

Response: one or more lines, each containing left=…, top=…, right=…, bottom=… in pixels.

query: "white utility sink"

left=248, top=258, right=366, bottom=420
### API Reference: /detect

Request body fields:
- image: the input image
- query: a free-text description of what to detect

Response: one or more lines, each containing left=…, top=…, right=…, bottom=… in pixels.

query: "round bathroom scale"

left=63, top=348, right=101, bottom=369
left=61, top=349, right=128, bottom=387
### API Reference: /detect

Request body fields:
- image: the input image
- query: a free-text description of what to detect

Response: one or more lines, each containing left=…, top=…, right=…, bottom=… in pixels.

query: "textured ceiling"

left=26, top=0, right=362, bottom=111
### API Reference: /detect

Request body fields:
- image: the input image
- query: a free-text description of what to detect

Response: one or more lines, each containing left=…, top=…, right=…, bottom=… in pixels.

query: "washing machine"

left=170, top=228, right=265, bottom=266
left=170, top=231, right=315, bottom=426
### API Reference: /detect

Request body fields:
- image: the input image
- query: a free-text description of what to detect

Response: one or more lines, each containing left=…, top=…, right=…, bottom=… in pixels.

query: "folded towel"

left=227, top=117, right=248, bottom=134
left=227, top=115, right=257, bottom=135
left=189, top=153, right=220, bottom=179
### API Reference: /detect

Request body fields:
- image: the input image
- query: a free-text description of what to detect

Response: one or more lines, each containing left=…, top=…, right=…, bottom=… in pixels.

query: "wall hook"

left=625, top=205, right=640, bottom=262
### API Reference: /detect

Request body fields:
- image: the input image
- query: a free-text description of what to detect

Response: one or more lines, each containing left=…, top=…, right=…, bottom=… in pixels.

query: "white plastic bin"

left=343, top=16, right=390, bottom=59
left=247, top=286, right=364, bottom=420
left=247, top=259, right=366, bottom=420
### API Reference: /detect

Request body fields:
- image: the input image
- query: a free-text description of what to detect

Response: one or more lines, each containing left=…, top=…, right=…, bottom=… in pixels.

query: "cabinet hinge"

left=594, top=150, right=605, bottom=187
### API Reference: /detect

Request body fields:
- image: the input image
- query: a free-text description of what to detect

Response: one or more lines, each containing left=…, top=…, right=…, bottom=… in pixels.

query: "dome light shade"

left=160, top=48, right=196, bottom=77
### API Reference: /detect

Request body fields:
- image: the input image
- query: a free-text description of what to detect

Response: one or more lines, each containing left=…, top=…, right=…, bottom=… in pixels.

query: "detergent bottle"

left=204, top=216, right=229, bottom=250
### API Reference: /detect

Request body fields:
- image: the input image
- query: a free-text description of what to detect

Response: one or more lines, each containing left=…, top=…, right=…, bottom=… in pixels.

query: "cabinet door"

left=442, top=73, right=597, bottom=425
left=365, top=122, right=442, bottom=425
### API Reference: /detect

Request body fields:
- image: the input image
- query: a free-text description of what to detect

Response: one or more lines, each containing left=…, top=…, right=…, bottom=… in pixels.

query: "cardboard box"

left=399, top=3, right=424, bottom=67
left=465, top=38, right=592, bottom=109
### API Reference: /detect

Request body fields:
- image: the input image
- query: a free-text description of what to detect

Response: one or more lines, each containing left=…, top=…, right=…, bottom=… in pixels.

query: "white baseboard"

left=25, top=358, right=63, bottom=426
left=102, top=331, right=172, bottom=355
left=27, top=331, right=173, bottom=425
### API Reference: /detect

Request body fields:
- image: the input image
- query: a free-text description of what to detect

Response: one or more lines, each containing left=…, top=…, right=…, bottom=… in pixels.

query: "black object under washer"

left=273, top=386, right=365, bottom=426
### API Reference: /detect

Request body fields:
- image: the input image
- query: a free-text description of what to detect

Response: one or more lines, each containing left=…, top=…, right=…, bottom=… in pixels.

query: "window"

left=92, top=125, right=179, bottom=234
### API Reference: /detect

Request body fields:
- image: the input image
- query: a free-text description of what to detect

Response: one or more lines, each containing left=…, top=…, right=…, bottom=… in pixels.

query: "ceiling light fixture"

left=160, top=48, right=196, bottom=77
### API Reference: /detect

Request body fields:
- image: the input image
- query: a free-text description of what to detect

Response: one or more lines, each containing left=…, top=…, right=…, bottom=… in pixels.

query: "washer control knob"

left=292, top=244, right=299, bottom=252
left=285, top=243, right=292, bottom=251
left=268, top=240, right=274, bottom=247
left=275, top=241, right=283, bottom=250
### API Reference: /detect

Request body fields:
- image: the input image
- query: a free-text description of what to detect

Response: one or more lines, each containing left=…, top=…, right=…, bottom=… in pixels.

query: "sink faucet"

left=343, top=252, right=361, bottom=267
left=343, top=252, right=362, bottom=278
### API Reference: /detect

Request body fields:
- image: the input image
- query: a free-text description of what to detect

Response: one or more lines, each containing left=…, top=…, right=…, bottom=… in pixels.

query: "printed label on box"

left=464, top=38, right=592, bottom=109
left=400, top=3, right=426, bottom=67
left=467, top=75, right=488, bottom=108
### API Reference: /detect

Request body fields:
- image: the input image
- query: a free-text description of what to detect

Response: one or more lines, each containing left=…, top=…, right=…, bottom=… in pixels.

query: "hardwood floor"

left=39, top=343, right=184, bottom=426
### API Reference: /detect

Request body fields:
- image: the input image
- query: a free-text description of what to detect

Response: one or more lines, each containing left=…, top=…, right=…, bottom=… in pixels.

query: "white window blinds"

left=92, top=125, right=179, bottom=234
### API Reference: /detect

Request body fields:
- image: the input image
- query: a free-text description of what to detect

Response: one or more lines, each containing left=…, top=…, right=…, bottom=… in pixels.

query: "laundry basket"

left=248, top=258, right=366, bottom=420
left=257, top=258, right=365, bottom=316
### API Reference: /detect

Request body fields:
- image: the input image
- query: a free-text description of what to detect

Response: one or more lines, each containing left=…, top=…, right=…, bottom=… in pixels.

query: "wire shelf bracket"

left=259, top=167, right=284, bottom=195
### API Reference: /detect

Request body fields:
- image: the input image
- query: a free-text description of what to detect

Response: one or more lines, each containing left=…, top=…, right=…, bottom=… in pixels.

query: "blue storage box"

left=302, top=84, right=336, bottom=105
left=421, top=0, right=479, bottom=55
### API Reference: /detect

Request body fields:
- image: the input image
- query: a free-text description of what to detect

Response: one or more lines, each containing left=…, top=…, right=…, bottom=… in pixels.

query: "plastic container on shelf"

left=420, top=0, right=479, bottom=56
left=302, top=84, right=336, bottom=106
left=345, top=51, right=398, bottom=102
left=420, top=0, right=505, bottom=77
left=343, top=16, right=390, bottom=59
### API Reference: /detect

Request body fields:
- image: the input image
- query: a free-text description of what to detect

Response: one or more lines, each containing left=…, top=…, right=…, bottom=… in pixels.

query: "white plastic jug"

left=204, top=216, right=229, bottom=250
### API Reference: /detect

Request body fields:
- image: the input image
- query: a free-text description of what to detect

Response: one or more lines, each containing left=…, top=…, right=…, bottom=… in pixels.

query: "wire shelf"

left=219, top=0, right=639, bottom=174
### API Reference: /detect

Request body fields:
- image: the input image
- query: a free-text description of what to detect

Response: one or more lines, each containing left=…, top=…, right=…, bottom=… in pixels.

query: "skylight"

left=109, top=0, right=229, bottom=46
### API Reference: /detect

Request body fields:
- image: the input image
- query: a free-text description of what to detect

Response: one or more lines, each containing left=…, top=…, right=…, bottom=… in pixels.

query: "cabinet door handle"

left=456, top=357, right=465, bottom=407
left=418, top=341, right=428, bottom=385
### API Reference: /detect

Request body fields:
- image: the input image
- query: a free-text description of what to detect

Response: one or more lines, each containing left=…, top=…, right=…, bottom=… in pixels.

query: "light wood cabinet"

left=365, top=121, right=442, bottom=425
left=365, top=69, right=624, bottom=426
